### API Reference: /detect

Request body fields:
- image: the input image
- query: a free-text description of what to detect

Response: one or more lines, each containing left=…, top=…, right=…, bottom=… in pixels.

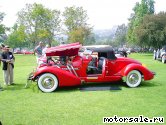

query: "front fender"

left=121, top=63, right=154, bottom=81
left=33, top=66, right=81, bottom=87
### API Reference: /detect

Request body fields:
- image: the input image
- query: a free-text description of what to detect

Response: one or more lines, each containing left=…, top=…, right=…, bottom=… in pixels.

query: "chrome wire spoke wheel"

left=38, top=73, right=58, bottom=92
left=126, top=70, right=142, bottom=88
left=128, top=73, right=139, bottom=85
left=41, top=77, right=54, bottom=89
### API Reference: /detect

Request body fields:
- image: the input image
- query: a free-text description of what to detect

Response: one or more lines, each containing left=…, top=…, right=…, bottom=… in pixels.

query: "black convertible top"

left=87, top=47, right=114, bottom=53
left=84, top=46, right=116, bottom=60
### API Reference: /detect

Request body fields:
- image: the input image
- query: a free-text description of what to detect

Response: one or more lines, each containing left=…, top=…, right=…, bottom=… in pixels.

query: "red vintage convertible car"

left=28, top=42, right=155, bottom=92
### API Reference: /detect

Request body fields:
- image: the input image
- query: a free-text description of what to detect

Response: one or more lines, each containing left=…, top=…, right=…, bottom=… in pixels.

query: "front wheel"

left=38, top=73, right=58, bottom=93
left=126, top=70, right=142, bottom=88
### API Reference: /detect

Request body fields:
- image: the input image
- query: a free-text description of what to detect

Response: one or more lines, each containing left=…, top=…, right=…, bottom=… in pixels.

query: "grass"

left=0, top=53, right=166, bottom=125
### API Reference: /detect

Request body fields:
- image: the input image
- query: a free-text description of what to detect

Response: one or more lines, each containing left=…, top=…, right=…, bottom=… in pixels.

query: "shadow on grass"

left=155, top=59, right=162, bottom=63
left=3, top=82, right=40, bottom=93
left=56, top=81, right=124, bottom=93
left=8, top=80, right=159, bottom=93
left=25, top=83, right=41, bottom=93
left=56, top=86, right=79, bottom=93
left=139, top=81, right=161, bottom=88
left=3, top=83, right=25, bottom=91
left=116, top=80, right=160, bottom=89
left=22, top=81, right=124, bottom=93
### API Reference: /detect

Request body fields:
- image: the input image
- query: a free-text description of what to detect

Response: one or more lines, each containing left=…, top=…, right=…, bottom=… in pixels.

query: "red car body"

left=29, top=42, right=155, bottom=92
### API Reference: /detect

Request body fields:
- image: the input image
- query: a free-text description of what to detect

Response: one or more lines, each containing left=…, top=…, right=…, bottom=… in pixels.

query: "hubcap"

left=128, top=73, right=139, bottom=85
left=41, top=77, right=55, bottom=89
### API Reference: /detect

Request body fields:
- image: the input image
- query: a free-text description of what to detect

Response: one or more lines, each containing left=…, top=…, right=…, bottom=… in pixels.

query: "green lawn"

left=0, top=54, right=165, bottom=125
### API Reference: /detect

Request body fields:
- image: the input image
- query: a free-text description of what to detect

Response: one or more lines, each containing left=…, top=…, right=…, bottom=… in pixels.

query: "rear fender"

left=121, top=64, right=154, bottom=80
left=33, top=66, right=81, bottom=87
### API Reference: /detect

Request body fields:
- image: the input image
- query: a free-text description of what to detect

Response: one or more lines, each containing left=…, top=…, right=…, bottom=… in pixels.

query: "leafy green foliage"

left=68, top=26, right=92, bottom=44
left=112, top=24, right=127, bottom=47
left=135, top=12, right=166, bottom=48
left=63, top=6, right=88, bottom=31
left=5, top=4, right=93, bottom=46
left=63, top=6, right=92, bottom=44
left=127, top=0, right=155, bottom=45
left=0, top=12, right=6, bottom=43
left=5, top=24, right=27, bottom=48
left=17, top=3, right=61, bottom=46
left=84, top=33, right=96, bottom=45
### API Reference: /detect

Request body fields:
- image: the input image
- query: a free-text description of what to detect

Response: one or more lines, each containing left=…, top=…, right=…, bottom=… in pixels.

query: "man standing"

left=34, top=42, right=43, bottom=63
left=42, top=44, right=50, bottom=56
left=1, top=46, right=15, bottom=86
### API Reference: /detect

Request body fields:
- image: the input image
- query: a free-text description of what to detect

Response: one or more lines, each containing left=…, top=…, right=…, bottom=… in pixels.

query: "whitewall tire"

left=38, top=73, right=58, bottom=93
left=126, top=70, right=142, bottom=88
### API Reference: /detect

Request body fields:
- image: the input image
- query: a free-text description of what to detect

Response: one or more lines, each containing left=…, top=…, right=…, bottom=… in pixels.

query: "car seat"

left=87, top=57, right=105, bottom=74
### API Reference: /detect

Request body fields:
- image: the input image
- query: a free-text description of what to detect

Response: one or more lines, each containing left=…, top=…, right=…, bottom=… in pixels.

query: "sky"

left=0, top=0, right=166, bottom=30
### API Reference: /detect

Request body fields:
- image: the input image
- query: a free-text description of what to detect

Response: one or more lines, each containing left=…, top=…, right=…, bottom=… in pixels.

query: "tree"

left=17, top=3, right=61, bottom=46
left=84, top=33, right=96, bottom=45
left=63, top=6, right=92, bottom=44
left=135, top=12, right=166, bottom=48
left=127, top=0, right=155, bottom=45
left=5, top=24, right=27, bottom=49
left=113, top=24, right=128, bottom=47
left=0, top=12, right=6, bottom=43
left=68, top=26, right=92, bottom=44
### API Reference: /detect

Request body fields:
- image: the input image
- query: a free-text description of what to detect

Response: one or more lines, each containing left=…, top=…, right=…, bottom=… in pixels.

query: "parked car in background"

left=126, top=49, right=131, bottom=55
left=83, top=45, right=127, bottom=58
left=22, top=50, right=34, bottom=55
left=14, top=49, right=34, bottom=55
left=115, top=50, right=127, bottom=57
left=14, top=50, right=22, bottom=54
left=28, top=42, right=155, bottom=93
left=153, top=45, right=166, bottom=63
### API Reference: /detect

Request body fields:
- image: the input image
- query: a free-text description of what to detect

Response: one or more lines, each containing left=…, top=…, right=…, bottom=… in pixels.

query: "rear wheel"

left=162, top=56, right=166, bottom=63
left=38, top=73, right=58, bottom=92
left=126, top=70, right=142, bottom=88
